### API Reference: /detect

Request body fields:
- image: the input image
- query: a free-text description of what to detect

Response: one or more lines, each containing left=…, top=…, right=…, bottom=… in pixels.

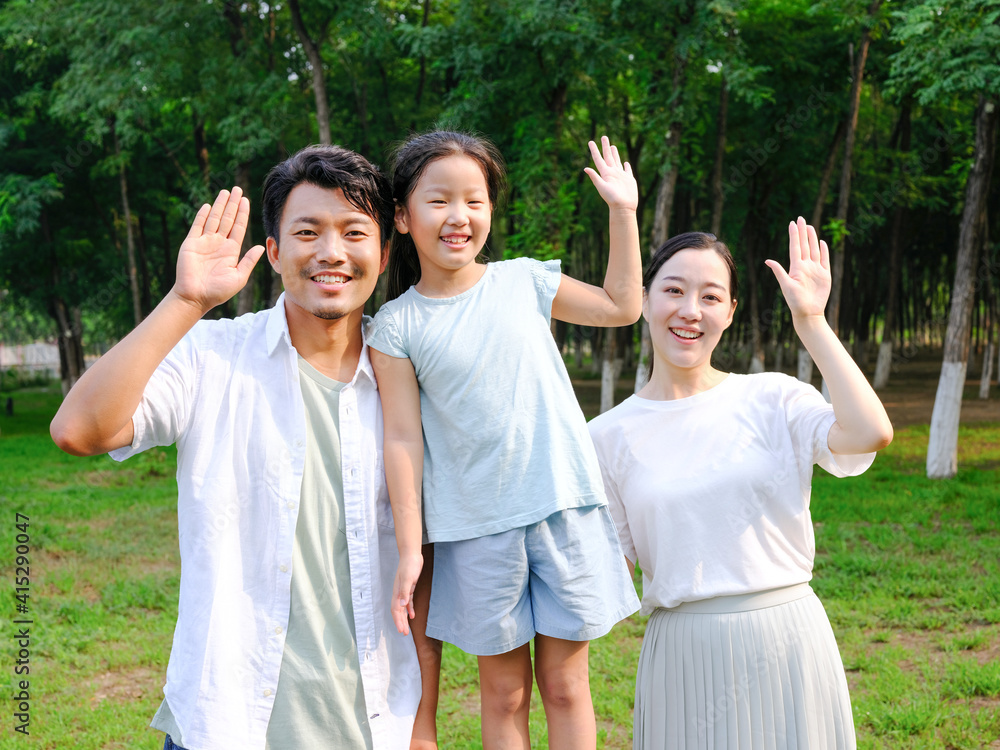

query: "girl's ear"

left=725, top=298, right=737, bottom=329
left=641, top=289, right=649, bottom=322
left=394, top=204, right=410, bottom=234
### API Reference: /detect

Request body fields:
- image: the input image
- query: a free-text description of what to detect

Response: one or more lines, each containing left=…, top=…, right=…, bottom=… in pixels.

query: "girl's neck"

left=414, top=261, right=488, bottom=299
left=638, top=358, right=729, bottom=401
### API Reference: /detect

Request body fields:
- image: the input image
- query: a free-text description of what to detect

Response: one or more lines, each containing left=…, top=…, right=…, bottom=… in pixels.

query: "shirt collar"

left=265, top=293, right=376, bottom=388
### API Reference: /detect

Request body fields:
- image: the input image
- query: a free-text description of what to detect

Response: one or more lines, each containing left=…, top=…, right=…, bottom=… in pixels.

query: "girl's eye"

left=665, top=287, right=682, bottom=294
left=704, top=294, right=721, bottom=302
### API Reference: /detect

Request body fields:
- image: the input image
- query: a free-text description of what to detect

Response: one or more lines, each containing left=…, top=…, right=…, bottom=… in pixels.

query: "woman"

left=588, top=218, right=892, bottom=749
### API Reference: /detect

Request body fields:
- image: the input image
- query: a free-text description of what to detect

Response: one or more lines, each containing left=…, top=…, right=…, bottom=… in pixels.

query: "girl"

left=588, top=220, right=893, bottom=749
left=368, top=131, right=641, bottom=750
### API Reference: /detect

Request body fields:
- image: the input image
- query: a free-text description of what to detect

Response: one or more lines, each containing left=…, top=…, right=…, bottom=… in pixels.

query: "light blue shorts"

left=425, top=505, right=640, bottom=656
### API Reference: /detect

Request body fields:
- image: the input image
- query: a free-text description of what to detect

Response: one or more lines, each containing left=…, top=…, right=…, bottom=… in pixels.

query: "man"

left=50, top=145, right=420, bottom=749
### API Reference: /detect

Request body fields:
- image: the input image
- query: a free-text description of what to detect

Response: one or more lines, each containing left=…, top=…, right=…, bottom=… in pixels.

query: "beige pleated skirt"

left=634, top=583, right=856, bottom=750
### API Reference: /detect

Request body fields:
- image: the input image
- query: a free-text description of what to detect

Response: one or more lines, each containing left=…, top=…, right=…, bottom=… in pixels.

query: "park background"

left=1, top=0, right=998, bottom=747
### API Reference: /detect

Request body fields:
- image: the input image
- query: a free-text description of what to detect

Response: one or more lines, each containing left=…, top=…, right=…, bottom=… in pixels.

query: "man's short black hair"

left=261, top=145, right=393, bottom=246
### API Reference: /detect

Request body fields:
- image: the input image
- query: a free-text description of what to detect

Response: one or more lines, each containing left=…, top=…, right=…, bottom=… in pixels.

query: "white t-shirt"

left=368, top=257, right=606, bottom=542
left=587, top=372, right=874, bottom=613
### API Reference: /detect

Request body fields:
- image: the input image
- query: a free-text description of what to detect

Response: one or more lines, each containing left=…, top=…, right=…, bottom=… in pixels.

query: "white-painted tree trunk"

left=634, top=320, right=651, bottom=394
left=873, top=340, right=893, bottom=389
left=600, top=358, right=624, bottom=414
left=979, top=341, right=994, bottom=399
left=797, top=348, right=814, bottom=383
left=927, top=361, right=967, bottom=478
left=749, top=353, right=765, bottom=373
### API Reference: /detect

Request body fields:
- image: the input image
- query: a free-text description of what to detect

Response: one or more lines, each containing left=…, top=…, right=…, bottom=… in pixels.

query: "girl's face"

left=395, top=154, right=492, bottom=281
left=643, top=248, right=736, bottom=373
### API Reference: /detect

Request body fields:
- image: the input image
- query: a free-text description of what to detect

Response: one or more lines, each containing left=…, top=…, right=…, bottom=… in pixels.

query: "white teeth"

left=314, top=275, right=348, bottom=283
left=441, top=237, right=468, bottom=245
left=671, top=328, right=701, bottom=339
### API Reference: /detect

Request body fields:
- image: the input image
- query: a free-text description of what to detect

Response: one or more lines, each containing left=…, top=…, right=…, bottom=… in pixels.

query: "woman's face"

left=643, top=248, right=736, bottom=373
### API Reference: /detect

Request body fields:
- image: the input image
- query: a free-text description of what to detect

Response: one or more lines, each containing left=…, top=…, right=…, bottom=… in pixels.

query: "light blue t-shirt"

left=368, top=257, right=606, bottom=542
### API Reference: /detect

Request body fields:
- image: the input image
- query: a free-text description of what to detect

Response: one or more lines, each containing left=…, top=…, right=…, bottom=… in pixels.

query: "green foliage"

left=888, top=0, right=1000, bottom=103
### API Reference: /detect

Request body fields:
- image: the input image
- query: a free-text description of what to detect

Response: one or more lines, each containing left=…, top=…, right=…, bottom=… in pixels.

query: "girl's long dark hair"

left=385, top=131, right=507, bottom=301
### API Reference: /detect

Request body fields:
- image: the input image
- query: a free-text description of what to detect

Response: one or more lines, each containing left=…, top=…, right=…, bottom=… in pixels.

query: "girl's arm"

left=765, top=217, right=893, bottom=455
left=369, top=348, right=425, bottom=636
left=551, top=136, right=642, bottom=328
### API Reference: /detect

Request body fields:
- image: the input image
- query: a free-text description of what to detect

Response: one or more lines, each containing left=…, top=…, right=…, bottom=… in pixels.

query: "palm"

left=584, top=136, right=638, bottom=211
left=174, top=187, right=265, bottom=311
left=766, top=217, right=831, bottom=319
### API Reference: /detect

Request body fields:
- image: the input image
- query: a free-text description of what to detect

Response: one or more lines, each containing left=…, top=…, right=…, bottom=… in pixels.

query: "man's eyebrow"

left=287, top=214, right=375, bottom=226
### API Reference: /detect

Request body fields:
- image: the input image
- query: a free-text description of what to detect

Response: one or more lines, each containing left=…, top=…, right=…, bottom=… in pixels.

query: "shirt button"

left=287, top=502, right=295, bottom=510
left=280, top=565, right=288, bottom=573
left=294, top=439, right=304, bottom=448
left=275, top=626, right=283, bottom=635
left=263, top=689, right=272, bottom=697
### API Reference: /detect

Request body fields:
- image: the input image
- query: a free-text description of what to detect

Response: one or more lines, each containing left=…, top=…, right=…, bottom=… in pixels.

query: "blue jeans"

left=163, top=736, right=187, bottom=750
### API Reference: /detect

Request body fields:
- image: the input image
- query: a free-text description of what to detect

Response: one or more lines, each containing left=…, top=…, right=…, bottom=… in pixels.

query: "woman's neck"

left=638, top=358, right=729, bottom=401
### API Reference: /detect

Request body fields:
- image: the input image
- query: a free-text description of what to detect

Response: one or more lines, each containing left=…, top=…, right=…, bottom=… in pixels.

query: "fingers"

left=764, top=258, right=790, bottom=287
left=186, top=203, right=211, bottom=241
left=819, top=238, right=830, bottom=270
left=236, top=244, right=266, bottom=281
left=203, top=187, right=243, bottom=236
left=392, top=601, right=411, bottom=636
left=588, top=136, right=626, bottom=174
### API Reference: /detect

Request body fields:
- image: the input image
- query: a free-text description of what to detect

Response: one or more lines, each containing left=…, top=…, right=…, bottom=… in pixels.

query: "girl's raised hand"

left=765, top=216, right=831, bottom=320
left=584, top=135, right=638, bottom=212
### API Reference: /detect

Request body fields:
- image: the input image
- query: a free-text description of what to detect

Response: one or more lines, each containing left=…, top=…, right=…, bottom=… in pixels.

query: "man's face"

left=267, top=183, right=388, bottom=323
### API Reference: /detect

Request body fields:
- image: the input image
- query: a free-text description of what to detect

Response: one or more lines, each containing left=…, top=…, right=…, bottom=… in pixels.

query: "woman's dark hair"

left=643, top=232, right=739, bottom=304
left=261, top=144, right=394, bottom=247
left=385, top=131, right=507, bottom=301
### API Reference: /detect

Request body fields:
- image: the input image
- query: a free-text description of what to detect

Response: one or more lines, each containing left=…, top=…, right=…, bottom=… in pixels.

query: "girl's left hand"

left=584, top=135, right=638, bottom=212
left=765, top=216, right=831, bottom=320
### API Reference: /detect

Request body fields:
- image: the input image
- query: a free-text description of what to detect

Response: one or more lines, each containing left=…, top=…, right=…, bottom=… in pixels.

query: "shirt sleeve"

left=526, top=258, right=562, bottom=322
left=366, top=305, right=409, bottom=359
left=108, top=330, right=199, bottom=462
left=589, top=422, right=637, bottom=563
left=782, top=375, right=875, bottom=478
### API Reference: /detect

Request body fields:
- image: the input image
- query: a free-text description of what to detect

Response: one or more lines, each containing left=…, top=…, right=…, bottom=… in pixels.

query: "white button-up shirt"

left=111, top=294, right=420, bottom=750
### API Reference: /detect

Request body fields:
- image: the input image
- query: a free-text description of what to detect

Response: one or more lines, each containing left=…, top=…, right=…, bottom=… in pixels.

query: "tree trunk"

left=600, top=325, right=623, bottom=414
left=874, top=145, right=909, bottom=390
left=115, top=125, right=142, bottom=327
left=829, top=0, right=880, bottom=336
left=710, top=76, right=728, bottom=236
left=235, top=161, right=256, bottom=316
left=927, top=96, right=998, bottom=479
left=288, top=0, right=332, bottom=145
left=800, top=120, right=846, bottom=382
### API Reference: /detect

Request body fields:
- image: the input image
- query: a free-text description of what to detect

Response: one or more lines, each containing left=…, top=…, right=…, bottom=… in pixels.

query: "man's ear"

left=379, top=241, right=390, bottom=274
left=266, top=237, right=281, bottom=273
left=394, top=204, right=409, bottom=234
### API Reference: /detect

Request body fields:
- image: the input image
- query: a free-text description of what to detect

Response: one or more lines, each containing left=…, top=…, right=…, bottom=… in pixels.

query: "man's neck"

left=284, top=300, right=365, bottom=382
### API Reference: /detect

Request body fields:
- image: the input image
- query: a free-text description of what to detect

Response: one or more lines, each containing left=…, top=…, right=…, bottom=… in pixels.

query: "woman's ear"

left=641, top=289, right=649, bottom=322
left=725, top=298, right=737, bottom=329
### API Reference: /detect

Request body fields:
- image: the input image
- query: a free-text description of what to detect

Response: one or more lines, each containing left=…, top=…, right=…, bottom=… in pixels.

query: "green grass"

left=1, top=387, right=998, bottom=749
